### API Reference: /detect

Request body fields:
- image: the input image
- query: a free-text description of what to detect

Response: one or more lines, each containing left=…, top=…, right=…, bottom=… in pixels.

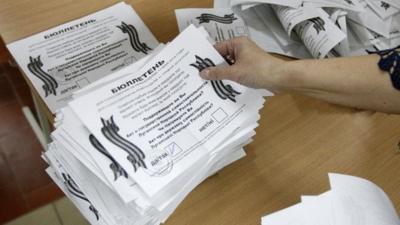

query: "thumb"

left=199, top=65, right=240, bottom=82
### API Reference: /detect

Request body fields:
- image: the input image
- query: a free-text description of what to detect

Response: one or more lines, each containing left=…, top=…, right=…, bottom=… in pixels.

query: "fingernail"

left=200, top=69, right=209, bottom=79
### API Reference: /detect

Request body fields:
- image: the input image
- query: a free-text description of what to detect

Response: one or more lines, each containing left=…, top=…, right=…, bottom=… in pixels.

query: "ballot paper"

left=261, top=173, right=400, bottom=225
left=383, top=0, right=400, bottom=10
left=243, top=5, right=313, bottom=58
left=303, top=0, right=365, bottom=12
left=271, top=5, right=321, bottom=36
left=212, top=0, right=399, bottom=58
left=7, top=2, right=158, bottom=113
left=214, top=0, right=231, bottom=8
left=175, top=8, right=249, bottom=42
left=365, top=0, right=400, bottom=19
left=347, top=0, right=393, bottom=38
left=252, top=4, right=297, bottom=47
left=230, top=0, right=303, bottom=9
left=44, top=25, right=266, bottom=225
left=68, top=24, right=263, bottom=197
left=293, top=8, right=346, bottom=58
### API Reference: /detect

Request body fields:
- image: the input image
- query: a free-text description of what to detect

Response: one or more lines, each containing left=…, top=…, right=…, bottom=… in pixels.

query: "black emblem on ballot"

left=89, top=134, right=128, bottom=181
left=196, top=13, right=237, bottom=24
left=344, top=0, right=355, bottom=5
left=27, top=55, right=58, bottom=97
left=116, top=21, right=152, bottom=54
left=100, top=116, right=146, bottom=172
left=62, top=173, right=100, bottom=220
left=309, top=18, right=326, bottom=34
left=190, top=55, right=241, bottom=102
left=381, top=2, right=390, bottom=10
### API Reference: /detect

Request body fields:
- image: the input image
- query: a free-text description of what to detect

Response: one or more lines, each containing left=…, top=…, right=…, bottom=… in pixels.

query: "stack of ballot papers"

left=175, top=0, right=400, bottom=59
left=261, top=173, right=400, bottom=225
left=7, top=2, right=159, bottom=113
left=43, top=24, right=267, bottom=225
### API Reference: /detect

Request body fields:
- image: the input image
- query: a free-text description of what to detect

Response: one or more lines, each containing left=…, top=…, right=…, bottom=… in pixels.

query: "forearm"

left=278, top=55, right=400, bottom=113
left=202, top=38, right=400, bottom=113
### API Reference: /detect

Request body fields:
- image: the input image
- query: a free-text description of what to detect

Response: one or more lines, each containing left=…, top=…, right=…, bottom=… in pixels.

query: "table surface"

left=1, top=1, right=400, bottom=224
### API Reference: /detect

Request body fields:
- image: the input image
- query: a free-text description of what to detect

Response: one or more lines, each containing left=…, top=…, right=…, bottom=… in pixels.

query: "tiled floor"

left=0, top=44, right=65, bottom=223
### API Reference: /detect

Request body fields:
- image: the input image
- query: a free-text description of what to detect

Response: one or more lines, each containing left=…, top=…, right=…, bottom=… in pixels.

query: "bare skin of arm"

left=199, top=37, right=400, bottom=114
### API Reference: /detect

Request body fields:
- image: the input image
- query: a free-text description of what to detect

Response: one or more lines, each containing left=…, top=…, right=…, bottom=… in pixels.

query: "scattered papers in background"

left=44, top=25, right=266, bottom=225
left=208, top=0, right=400, bottom=59
left=261, top=173, right=400, bottom=225
left=175, top=8, right=249, bottom=42
left=7, top=2, right=159, bottom=113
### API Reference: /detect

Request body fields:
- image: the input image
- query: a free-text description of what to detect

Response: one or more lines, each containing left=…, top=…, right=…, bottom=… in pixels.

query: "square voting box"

left=212, top=108, right=228, bottom=123
left=76, top=78, right=90, bottom=88
left=165, top=142, right=183, bottom=156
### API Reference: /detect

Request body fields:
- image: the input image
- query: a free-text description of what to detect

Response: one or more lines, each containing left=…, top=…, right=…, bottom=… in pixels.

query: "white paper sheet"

left=329, top=173, right=400, bottom=225
left=55, top=107, right=147, bottom=204
left=382, top=0, right=400, bottom=9
left=303, top=0, right=365, bottom=12
left=347, top=0, right=392, bottom=38
left=301, top=192, right=335, bottom=225
left=69, top=25, right=259, bottom=197
left=252, top=4, right=300, bottom=47
left=214, top=0, right=232, bottom=8
left=329, top=10, right=351, bottom=56
left=234, top=6, right=312, bottom=58
left=294, top=9, right=346, bottom=58
left=7, top=2, right=159, bottom=113
left=261, top=204, right=307, bottom=225
left=230, top=0, right=302, bottom=8
left=175, top=8, right=249, bottom=42
left=365, top=0, right=400, bottom=19
left=271, top=5, right=321, bottom=36
left=261, top=173, right=400, bottom=225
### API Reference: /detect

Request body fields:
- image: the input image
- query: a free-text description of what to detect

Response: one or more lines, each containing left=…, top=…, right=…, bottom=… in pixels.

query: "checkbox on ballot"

left=165, top=142, right=183, bottom=156
left=212, top=108, right=228, bottom=123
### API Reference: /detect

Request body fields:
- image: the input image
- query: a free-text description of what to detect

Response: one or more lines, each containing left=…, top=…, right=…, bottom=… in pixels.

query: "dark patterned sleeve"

left=368, top=46, right=400, bottom=90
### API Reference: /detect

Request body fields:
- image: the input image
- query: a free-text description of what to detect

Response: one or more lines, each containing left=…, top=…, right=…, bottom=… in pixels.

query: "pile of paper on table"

left=175, top=0, right=400, bottom=59
left=7, top=2, right=159, bottom=113
left=44, top=23, right=267, bottom=225
left=261, top=173, right=400, bottom=225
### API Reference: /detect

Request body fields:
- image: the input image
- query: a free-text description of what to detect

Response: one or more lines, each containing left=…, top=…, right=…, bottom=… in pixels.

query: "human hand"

left=199, top=37, right=290, bottom=92
left=200, top=38, right=400, bottom=113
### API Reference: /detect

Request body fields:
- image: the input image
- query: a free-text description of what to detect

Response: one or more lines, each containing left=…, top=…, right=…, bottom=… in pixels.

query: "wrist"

left=267, top=59, right=306, bottom=93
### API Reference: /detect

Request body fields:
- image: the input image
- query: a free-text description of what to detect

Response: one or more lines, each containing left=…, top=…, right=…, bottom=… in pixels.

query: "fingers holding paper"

left=199, top=37, right=288, bottom=92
